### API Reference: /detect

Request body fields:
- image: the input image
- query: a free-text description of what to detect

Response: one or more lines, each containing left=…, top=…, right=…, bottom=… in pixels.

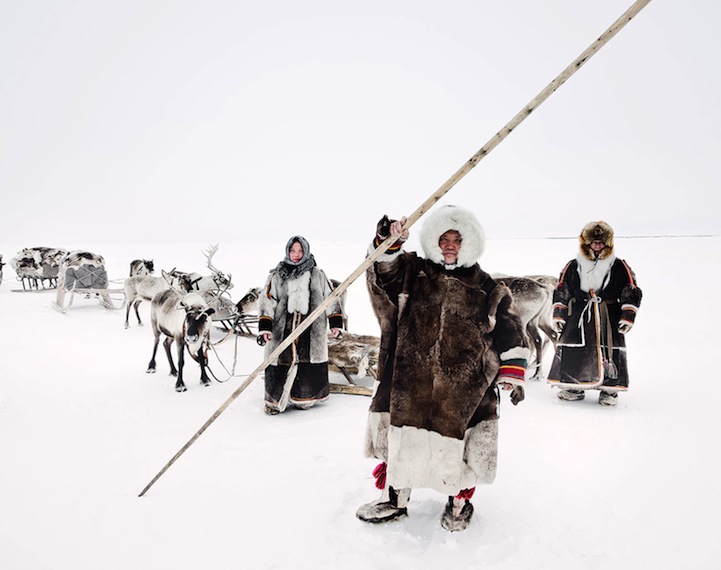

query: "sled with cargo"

left=51, top=250, right=125, bottom=314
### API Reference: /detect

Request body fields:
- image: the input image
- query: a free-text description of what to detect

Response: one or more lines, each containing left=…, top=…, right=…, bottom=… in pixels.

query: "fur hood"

left=419, top=205, right=485, bottom=268
left=579, top=221, right=614, bottom=260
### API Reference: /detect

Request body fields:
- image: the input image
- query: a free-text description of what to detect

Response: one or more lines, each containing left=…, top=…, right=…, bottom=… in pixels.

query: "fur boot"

left=356, top=486, right=411, bottom=523
left=440, top=496, right=474, bottom=532
left=557, top=389, right=585, bottom=401
left=598, top=391, right=618, bottom=406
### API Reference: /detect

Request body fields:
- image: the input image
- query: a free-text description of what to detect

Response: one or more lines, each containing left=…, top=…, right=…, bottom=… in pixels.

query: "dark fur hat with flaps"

left=579, top=220, right=614, bottom=260
left=420, top=204, right=485, bottom=268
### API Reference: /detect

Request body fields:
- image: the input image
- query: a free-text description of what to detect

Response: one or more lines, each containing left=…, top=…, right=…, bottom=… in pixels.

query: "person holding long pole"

left=356, top=205, right=529, bottom=532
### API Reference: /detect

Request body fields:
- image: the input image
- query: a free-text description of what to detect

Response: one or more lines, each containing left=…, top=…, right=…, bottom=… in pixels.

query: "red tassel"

left=372, top=462, right=387, bottom=490
left=455, top=487, right=475, bottom=500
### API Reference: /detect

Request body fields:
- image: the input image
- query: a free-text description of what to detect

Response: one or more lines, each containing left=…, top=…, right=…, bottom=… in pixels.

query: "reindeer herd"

left=4, top=243, right=560, bottom=393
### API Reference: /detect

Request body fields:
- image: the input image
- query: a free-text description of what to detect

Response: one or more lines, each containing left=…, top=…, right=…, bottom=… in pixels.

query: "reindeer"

left=129, top=259, right=154, bottom=277
left=123, top=270, right=193, bottom=328
left=169, top=244, right=233, bottom=293
left=146, top=290, right=216, bottom=392
left=0, top=254, right=4, bottom=285
left=493, top=274, right=559, bottom=381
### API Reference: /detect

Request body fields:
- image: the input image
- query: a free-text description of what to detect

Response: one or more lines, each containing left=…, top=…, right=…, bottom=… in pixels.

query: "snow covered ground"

left=1, top=235, right=718, bottom=569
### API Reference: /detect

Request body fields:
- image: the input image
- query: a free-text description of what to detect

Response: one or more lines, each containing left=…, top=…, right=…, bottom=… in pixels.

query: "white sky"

left=2, top=0, right=719, bottom=247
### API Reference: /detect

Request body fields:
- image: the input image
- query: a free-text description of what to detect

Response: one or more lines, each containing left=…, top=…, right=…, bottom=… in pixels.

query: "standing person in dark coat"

left=356, top=205, right=529, bottom=532
left=547, top=221, right=642, bottom=406
left=258, top=236, right=344, bottom=415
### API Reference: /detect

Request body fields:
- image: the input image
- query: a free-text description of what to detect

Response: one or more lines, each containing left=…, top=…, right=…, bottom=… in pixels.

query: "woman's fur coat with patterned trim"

left=364, top=206, right=528, bottom=495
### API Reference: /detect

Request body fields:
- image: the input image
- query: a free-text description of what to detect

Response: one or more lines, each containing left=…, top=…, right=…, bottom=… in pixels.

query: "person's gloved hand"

left=553, top=319, right=565, bottom=334
left=510, top=385, right=525, bottom=406
left=618, top=321, right=633, bottom=334
left=375, top=215, right=408, bottom=249
left=376, top=215, right=393, bottom=239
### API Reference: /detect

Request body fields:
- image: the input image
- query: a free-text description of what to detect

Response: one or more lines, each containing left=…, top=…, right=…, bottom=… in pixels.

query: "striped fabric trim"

left=498, top=365, right=526, bottom=380
left=621, top=304, right=638, bottom=313
left=557, top=261, right=574, bottom=286
left=620, top=259, right=636, bottom=288
left=374, top=235, right=404, bottom=252
left=499, top=357, right=527, bottom=382
left=553, top=302, right=566, bottom=310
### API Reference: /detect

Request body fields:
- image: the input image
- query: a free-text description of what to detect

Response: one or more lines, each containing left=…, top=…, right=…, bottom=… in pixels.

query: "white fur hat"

left=419, top=205, right=485, bottom=268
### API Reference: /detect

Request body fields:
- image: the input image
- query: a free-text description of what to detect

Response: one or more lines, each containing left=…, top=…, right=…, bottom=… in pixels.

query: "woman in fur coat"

left=258, top=236, right=344, bottom=415
left=547, top=221, right=642, bottom=406
left=356, top=205, right=530, bottom=532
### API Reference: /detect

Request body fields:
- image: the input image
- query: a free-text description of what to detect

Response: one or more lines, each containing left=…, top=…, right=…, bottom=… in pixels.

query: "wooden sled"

left=52, top=286, right=126, bottom=314
left=327, top=332, right=380, bottom=397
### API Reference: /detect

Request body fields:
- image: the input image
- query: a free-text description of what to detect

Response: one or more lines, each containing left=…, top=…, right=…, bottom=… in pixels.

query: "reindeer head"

left=163, top=269, right=194, bottom=293
left=180, top=295, right=216, bottom=351
left=236, top=287, right=261, bottom=313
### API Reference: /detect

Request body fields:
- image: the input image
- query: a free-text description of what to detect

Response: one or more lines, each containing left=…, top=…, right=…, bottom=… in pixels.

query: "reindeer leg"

left=133, top=300, right=143, bottom=326
left=124, top=298, right=132, bottom=329
left=175, top=340, right=187, bottom=392
left=163, top=337, right=178, bottom=377
left=198, top=346, right=211, bottom=387
left=527, top=322, right=544, bottom=381
left=146, top=330, right=160, bottom=373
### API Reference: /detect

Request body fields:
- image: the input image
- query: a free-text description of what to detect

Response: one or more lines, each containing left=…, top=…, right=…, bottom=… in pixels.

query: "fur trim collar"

left=419, top=205, right=485, bottom=268
left=576, top=252, right=616, bottom=293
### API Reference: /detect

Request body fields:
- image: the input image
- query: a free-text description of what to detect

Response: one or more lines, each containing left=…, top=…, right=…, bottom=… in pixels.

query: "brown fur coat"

left=364, top=252, right=528, bottom=495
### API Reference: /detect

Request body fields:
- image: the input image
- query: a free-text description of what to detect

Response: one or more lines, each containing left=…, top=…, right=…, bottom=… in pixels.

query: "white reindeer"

left=123, top=270, right=193, bottom=328
left=146, top=290, right=216, bottom=392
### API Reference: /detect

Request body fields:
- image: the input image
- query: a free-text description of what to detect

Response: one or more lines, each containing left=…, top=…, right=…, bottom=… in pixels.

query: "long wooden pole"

left=138, top=0, right=652, bottom=497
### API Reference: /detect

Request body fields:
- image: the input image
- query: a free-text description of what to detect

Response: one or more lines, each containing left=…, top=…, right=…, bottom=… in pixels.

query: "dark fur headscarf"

left=274, top=235, right=317, bottom=279
left=579, top=220, right=614, bottom=260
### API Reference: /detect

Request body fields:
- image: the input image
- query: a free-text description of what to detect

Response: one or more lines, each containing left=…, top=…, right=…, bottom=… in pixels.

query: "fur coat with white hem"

left=364, top=205, right=529, bottom=496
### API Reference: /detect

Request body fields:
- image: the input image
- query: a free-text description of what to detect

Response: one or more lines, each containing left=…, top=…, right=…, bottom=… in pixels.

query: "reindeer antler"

left=203, top=243, right=221, bottom=274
